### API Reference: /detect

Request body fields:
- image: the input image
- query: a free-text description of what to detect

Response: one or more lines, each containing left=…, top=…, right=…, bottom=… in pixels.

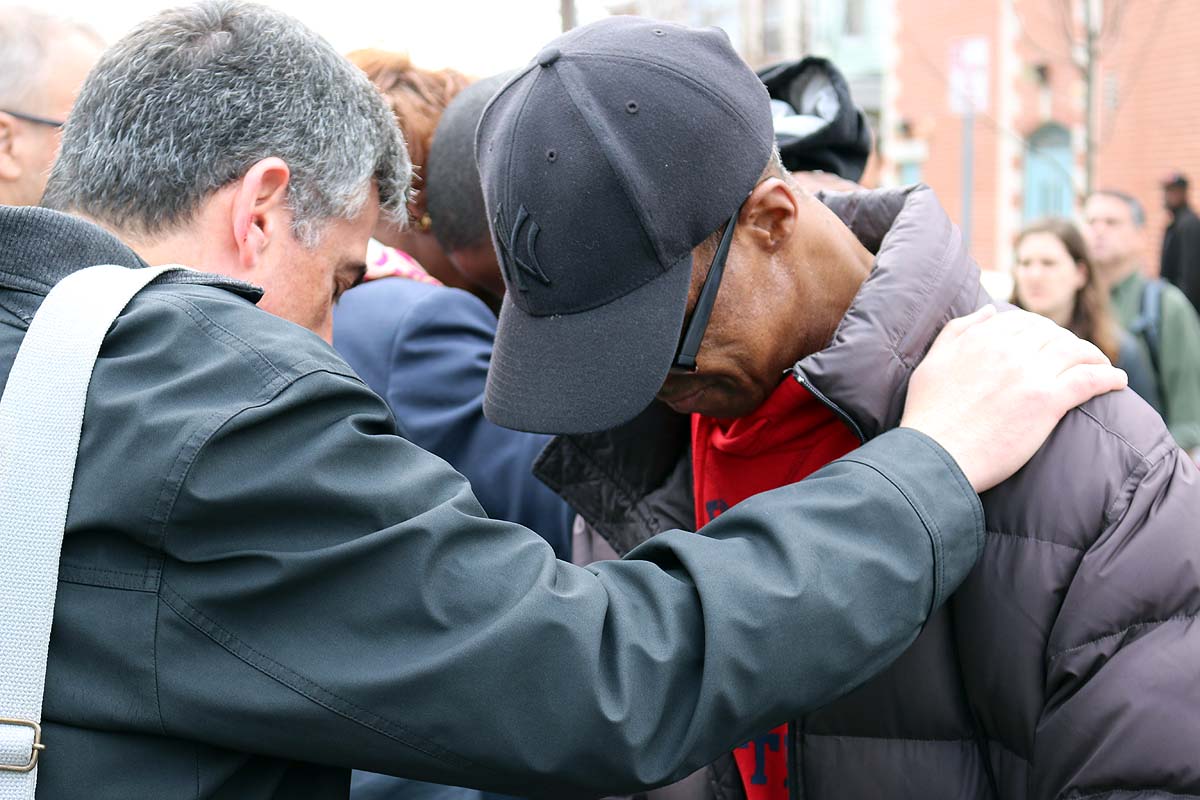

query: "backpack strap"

left=1132, top=278, right=1164, bottom=373
left=0, top=264, right=186, bottom=799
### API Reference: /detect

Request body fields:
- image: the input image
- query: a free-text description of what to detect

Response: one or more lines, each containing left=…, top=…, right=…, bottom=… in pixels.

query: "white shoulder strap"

left=0, top=264, right=187, bottom=799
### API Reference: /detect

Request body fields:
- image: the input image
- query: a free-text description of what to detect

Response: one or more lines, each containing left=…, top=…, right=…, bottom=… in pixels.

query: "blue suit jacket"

left=333, top=278, right=573, bottom=560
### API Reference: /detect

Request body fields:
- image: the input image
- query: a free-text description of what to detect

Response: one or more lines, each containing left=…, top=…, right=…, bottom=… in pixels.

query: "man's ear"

left=0, top=113, right=22, bottom=182
left=742, top=176, right=799, bottom=253
left=230, top=157, right=292, bottom=271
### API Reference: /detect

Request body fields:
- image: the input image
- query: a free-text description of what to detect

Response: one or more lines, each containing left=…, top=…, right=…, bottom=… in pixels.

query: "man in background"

left=0, top=7, right=101, bottom=207
left=1085, top=189, right=1200, bottom=456
left=1161, top=172, right=1200, bottom=314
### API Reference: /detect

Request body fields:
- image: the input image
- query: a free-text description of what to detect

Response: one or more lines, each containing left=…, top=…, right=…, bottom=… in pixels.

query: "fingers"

left=1001, top=309, right=1062, bottom=350
left=973, top=310, right=1114, bottom=374
left=937, top=304, right=997, bottom=342
left=1053, top=363, right=1129, bottom=414
left=954, top=308, right=1049, bottom=356
left=1039, top=327, right=1112, bottom=373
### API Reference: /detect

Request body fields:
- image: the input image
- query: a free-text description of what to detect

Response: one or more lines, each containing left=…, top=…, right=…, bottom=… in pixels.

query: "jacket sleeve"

left=1031, top=436, right=1200, bottom=798
left=383, top=287, right=574, bottom=559
left=333, top=282, right=574, bottom=559
left=1158, top=284, right=1200, bottom=451
left=155, top=368, right=983, bottom=797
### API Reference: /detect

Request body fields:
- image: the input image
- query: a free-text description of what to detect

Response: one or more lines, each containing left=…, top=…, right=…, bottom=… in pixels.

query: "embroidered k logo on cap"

left=476, top=15, right=774, bottom=434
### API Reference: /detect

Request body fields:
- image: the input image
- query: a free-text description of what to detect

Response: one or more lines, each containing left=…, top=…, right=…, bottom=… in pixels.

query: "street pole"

left=798, top=0, right=811, bottom=54
left=561, top=0, right=577, bottom=32
left=962, top=103, right=975, bottom=255
left=1082, top=0, right=1099, bottom=197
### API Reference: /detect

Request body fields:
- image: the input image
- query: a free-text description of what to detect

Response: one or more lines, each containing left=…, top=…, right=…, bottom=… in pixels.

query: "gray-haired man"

left=1085, top=190, right=1200, bottom=457
left=0, top=7, right=102, bottom=207
left=1, top=2, right=1124, bottom=798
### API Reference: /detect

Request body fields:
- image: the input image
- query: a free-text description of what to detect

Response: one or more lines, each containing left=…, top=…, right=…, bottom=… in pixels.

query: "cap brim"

left=485, top=253, right=692, bottom=434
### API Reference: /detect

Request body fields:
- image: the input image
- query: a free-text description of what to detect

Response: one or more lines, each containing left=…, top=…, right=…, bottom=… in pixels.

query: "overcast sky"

left=39, top=0, right=614, bottom=76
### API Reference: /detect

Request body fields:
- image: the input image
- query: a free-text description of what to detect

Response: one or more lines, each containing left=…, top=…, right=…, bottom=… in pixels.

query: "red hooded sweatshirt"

left=692, top=375, right=860, bottom=799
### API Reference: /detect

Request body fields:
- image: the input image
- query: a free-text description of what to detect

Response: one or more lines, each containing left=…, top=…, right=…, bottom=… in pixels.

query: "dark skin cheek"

left=449, top=246, right=504, bottom=314
left=665, top=309, right=792, bottom=417
left=689, top=349, right=783, bottom=418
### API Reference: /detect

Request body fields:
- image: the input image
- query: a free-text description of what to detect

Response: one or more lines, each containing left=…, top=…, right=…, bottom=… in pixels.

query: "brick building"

left=608, top=0, right=1198, bottom=283
left=890, top=0, right=1200, bottom=277
left=609, top=0, right=888, bottom=137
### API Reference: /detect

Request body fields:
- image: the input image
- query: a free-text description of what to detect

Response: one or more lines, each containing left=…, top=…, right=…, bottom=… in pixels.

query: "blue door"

left=1023, top=124, right=1075, bottom=221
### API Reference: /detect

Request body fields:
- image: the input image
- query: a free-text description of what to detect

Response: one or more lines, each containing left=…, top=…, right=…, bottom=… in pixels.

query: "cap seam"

left=567, top=50, right=765, bottom=138
left=551, top=62, right=672, bottom=270
left=475, top=63, right=537, bottom=172
left=502, top=66, right=543, bottom=245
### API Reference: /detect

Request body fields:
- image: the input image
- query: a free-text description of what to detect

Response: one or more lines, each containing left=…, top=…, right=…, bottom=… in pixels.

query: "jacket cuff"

left=840, top=428, right=985, bottom=613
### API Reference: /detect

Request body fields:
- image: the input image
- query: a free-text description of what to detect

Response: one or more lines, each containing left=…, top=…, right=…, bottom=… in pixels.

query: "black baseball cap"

left=476, top=16, right=774, bottom=434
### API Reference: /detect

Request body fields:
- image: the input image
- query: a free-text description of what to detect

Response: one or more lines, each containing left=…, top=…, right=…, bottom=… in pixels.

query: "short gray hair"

left=42, top=1, right=410, bottom=246
left=0, top=7, right=101, bottom=110
left=1092, top=189, right=1146, bottom=228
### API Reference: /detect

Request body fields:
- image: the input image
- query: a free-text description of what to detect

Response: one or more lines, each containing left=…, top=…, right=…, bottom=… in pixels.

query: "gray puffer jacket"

left=537, top=185, right=1200, bottom=800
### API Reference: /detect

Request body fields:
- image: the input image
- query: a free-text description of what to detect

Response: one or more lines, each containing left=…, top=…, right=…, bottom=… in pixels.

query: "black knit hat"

left=758, top=56, right=872, bottom=182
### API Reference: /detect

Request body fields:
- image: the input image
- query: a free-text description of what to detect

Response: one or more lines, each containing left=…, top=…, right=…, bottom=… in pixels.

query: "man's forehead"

left=1086, top=195, right=1129, bottom=220
left=316, top=189, right=379, bottom=262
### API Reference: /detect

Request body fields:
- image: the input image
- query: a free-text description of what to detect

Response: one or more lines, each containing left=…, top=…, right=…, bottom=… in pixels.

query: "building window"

left=844, top=0, right=866, bottom=36
left=898, top=161, right=923, bottom=185
left=763, top=0, right=784, bottom=58
left=1022, top=123, right=1075, bottom=221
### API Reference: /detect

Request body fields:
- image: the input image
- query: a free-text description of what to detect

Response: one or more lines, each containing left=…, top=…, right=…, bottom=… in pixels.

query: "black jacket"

left=1162, top=203, right=1200, bottom=313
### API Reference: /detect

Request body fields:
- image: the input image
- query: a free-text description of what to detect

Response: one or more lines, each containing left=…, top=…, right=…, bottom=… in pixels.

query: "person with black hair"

left=422, top=74, right=515, bottom=309
left=1161, top=172, right=1200, bottom=314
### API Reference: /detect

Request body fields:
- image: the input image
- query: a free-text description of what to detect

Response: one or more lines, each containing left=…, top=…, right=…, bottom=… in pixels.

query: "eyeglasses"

left=1, top=110, right=65, bottom=129
left=670, top=205, right=740, bottom=373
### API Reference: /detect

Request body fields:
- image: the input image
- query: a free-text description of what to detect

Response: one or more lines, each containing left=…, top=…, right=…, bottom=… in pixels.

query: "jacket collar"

left=537, top=185, right=989, bottom=552
left=0, top=205, right=262, bottom=322
left=798, top=185, right=988, bottom=440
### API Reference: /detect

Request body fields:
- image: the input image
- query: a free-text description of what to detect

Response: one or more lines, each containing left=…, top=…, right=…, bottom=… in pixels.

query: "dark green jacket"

left=1110, top=270, right=1200, bottom=450
left=0, top=207, right=983, bottom=799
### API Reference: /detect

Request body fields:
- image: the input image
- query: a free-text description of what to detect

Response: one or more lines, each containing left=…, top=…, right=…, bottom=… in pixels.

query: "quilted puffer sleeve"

left=1032, top=434, right=1200, bottom=798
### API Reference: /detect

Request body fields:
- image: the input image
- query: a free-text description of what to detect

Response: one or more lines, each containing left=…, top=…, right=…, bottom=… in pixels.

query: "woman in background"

left=1012, top=217, right=1162, bottom=413
left=346, top=50, right=481, bottom=296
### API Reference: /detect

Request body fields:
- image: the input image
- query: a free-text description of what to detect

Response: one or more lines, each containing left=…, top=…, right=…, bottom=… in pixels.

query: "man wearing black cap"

left=1162, top=171, right=1200, bottom=313
left=4, top=3, right=1125, bottom=797
left=477, top=16, right=1195, bottom=799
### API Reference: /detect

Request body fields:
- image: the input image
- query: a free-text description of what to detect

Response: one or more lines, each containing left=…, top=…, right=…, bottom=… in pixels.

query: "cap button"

left=537, top=46, right=561, bottom=67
